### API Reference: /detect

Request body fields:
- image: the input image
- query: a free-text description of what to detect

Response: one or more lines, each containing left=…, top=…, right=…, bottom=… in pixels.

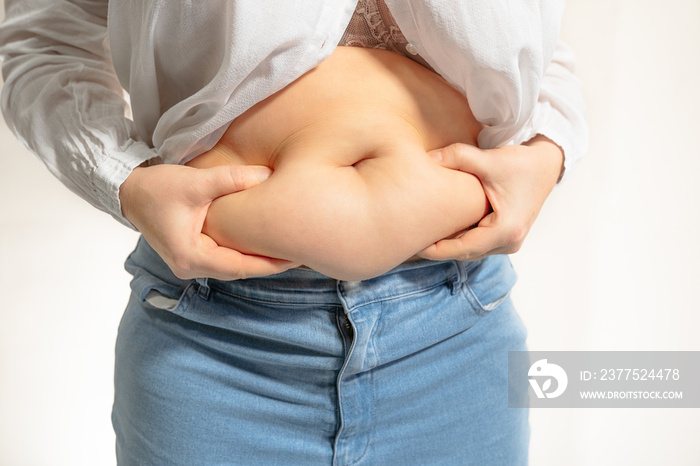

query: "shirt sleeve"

left=510, top=39, right=589, bottom=182
left=0, top=0, right=158, bottom=228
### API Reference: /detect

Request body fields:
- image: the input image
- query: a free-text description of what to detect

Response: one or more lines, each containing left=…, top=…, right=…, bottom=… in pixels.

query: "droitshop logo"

left=528, top=359, right=569, bottom=399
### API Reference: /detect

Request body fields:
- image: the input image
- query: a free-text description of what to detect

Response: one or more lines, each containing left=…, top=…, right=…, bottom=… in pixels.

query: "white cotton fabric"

left=0, top=0, right=588, bottom=228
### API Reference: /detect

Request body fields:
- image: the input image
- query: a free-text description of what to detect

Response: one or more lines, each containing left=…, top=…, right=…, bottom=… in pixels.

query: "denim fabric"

left=113, top=237, right=529, bottom=465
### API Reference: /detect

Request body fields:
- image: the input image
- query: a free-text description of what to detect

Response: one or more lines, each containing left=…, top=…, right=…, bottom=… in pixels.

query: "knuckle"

left=229, top=268, right=245, bottom=281
left=505, top=224, right=527, bottom=245
left=223, top=258, right=246, bottom=281
left=171, top=268, right=194, bottom=280
left=455, top=249, right=477, bottom=261
left=169, top=254, right=195, bottom=279
left=226, top=166, right=245, bottom=189
left=445, top=143, right=464, bottom=158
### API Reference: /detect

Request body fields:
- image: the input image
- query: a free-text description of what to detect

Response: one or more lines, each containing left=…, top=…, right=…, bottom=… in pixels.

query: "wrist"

left=524, top=134, right=565, bottom=186
left=119, top=166, right=148, bottom=223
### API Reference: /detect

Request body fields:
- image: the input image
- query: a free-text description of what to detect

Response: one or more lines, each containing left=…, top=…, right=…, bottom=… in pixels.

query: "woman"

left=0, top=0, right=587, bottom=464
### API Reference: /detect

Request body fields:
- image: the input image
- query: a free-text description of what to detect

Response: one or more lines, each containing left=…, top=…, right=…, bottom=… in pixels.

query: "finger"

left=417, top=223, right=505, bottom=262
left=429, top=143, right=490, bottom=178
left=194, top=238, right=299, bottom=281
left=196, top=164, right=273, bottom=200
left=163, top=233, right=298, bottom=281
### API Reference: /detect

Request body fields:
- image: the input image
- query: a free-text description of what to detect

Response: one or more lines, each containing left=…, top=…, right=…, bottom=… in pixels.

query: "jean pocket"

left=461, top=255, right=518, bottom=315
left=144, top=288, right=183, bottom=311
left=135, top=279, right=195, bottom=314
left=125, top=236, right=196, bottom=313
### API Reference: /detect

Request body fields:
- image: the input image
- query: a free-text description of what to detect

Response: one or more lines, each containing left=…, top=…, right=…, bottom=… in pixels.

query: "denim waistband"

left=125, top=236, right=516, bottom=312
left=203, top=258, right=477, bottom=309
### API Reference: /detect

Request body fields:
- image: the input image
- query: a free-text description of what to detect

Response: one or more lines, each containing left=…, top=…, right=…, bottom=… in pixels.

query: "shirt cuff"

left=509, top=100, right=589, bottom=184
left=93, top=140, right=160, bottom=230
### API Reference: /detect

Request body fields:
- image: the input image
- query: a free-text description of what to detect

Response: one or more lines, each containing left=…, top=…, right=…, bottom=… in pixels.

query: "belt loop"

left=195, top=277, right=211, bottom=300
left=449, top=261, right=469, bottom=295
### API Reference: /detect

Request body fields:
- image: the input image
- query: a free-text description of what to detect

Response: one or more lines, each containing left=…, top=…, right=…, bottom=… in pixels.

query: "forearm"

left=0, top=0, right=155, bottom=227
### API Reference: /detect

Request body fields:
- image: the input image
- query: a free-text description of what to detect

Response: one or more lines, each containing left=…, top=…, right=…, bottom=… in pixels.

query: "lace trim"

left=339, top=0, right=433, bottom=70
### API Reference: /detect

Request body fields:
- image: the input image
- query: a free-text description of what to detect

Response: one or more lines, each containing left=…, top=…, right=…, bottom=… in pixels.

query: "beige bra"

left=339, top=0, right=433, bottom=71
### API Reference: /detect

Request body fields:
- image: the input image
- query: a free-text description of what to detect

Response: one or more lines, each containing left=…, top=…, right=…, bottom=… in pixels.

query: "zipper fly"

left=343, top=313, right=354, bottom=340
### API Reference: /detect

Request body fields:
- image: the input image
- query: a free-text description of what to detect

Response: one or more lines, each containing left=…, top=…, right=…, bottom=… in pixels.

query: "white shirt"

left=0, top=0, right=587, bottom=228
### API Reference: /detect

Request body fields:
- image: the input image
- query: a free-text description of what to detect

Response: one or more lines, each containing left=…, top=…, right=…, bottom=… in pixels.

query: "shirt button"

left=405, top=43, right=419, bottom=55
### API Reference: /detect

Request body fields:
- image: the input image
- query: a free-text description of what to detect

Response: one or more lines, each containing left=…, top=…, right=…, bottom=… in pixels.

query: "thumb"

left=428, top=143, right=489, bottom=178
left=196, top=164, right=272, bottom=200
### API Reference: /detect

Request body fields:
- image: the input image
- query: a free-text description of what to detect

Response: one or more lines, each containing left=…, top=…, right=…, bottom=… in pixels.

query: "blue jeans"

left=113, top=237, right=530, bottom=465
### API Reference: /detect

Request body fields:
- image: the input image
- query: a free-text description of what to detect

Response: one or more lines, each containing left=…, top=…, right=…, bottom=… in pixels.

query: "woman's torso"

left=193, top=46, right=481, bottom=170
left=186, top=46, right=488, bottom=280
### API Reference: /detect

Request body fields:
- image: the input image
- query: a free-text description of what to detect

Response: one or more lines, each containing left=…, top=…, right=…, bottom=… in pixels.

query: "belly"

left=187, top=47, right=487, bottom=281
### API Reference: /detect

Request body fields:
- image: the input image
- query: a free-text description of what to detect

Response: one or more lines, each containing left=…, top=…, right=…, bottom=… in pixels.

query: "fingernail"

left=428, top=150, right=442, bottom=162
left=254, top=166, right=272, bottom=181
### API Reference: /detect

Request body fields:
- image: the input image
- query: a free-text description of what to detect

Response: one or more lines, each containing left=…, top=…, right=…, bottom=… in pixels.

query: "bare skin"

left=186, top=47, right=489, bottom=281
left=119, top=46, right=564, bottom=281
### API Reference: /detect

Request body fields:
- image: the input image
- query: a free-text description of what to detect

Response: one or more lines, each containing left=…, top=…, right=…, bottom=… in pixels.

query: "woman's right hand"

left=119, top=163, right=299, bottom=280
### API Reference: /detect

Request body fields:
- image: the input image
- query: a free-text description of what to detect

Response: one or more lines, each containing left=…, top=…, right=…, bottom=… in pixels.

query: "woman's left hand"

left=417, top=135, right=564, bottom=262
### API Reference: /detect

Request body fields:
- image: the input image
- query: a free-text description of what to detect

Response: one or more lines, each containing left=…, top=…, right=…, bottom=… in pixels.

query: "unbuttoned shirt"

left=0, top=0, right=588, bottom=227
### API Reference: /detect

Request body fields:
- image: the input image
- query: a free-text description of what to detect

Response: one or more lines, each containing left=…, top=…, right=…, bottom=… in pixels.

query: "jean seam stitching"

left=206, top=288, right=341, bottom=307
left=342, top=280, right=449, bottom=312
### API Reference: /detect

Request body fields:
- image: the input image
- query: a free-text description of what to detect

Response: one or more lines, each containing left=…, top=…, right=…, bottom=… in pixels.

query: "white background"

left=1, top=1, right=699, bottom=464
